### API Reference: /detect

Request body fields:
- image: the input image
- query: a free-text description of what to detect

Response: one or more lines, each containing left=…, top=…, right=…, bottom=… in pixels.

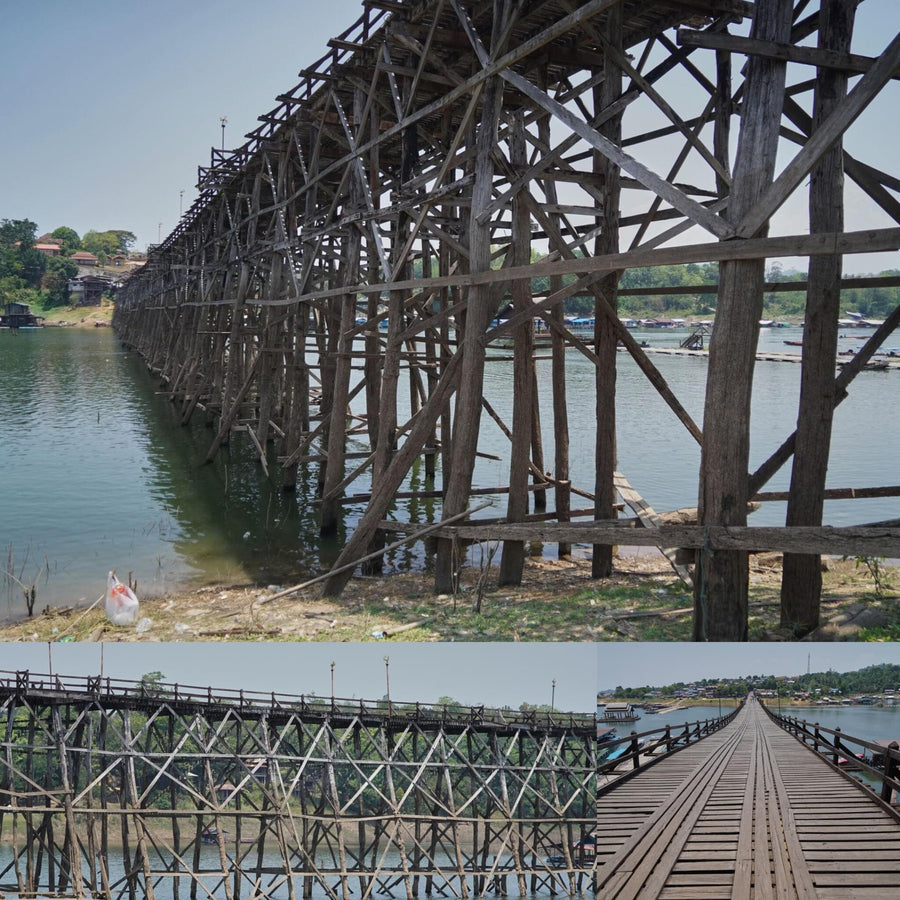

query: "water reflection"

left=1, top=325, right=896, bottom=618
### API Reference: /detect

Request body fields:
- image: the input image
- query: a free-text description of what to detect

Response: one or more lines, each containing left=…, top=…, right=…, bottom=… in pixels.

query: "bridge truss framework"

left=114, top=0, right=900, bottom=639
left=0, top=672, right=597, bottom=900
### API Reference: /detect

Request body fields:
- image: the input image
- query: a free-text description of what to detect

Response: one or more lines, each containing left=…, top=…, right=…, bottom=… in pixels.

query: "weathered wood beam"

left=694, top=0, right=793, bottom=642
left=735, top=31, right=900, bottom=239
left=677, top=28, right=900, bottom=80
left=781, top=0, right=859, bottom=635
left=431, top=522, right=900, bottom=558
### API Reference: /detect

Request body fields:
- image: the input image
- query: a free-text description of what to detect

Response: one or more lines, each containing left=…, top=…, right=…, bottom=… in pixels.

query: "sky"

left=0, top=641, right=596, bottom=712
left=597, top=643, right=900, bottom=691
left=1, top=0, right=897, bottom=273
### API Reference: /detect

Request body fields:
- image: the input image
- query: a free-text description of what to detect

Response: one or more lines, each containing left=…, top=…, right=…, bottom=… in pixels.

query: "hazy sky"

left=597, top=643, right=900, bottom=691
left=2, top=0, right=897, bottom=272
left=0, top=641, right=596, bottom=711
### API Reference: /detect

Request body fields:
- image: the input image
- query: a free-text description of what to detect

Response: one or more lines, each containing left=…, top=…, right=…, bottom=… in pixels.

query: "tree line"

left=609, top=664, right=900, bottom=700
left=0, top=217, right=136, bottom=309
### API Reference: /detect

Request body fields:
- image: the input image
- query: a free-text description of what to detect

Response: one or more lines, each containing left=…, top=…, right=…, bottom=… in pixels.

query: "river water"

left=1, top=325, right=896, bottom=619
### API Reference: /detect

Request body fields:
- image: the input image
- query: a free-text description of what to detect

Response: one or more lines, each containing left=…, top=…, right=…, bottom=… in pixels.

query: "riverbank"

left=41, top=302, right=114, bottom=327
left=1, top=552, right=896, bottom=643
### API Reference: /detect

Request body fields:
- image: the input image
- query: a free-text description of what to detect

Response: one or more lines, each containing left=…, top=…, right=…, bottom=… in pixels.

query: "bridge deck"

left=595, top=696, right=900, bottom=899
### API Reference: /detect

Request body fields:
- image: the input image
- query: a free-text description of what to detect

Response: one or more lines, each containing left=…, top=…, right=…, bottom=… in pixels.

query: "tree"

left=0, top=218, right=38, bottom=248
left=41, top=256, right=79, bottom=306
left=81, top=230, right=119, bottom=262
left=139, top=671, right=167, bottom=697
left=51, top=226, right=81, bottom=255
left=110, top=230, right=137, bottom=253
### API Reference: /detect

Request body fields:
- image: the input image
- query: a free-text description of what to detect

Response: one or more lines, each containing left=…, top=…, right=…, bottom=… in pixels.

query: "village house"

left=67, top=274, right=112, bottom=306
left=70, top=251, right=99, bottom=267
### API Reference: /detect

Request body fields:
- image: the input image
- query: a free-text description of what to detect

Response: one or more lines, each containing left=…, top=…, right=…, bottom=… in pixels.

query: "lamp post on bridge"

left=384, top=656, right=391, bottom=715
left=330, top=661, right=335, bottom=702
left=551, top=679, right=556, bottom=711
left=220, top=116, right=228, bottom=150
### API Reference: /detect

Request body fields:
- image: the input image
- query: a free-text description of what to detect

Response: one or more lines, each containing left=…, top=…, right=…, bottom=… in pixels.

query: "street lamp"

left=179, top=189, right=185, bottom=217
left=330, top=661, right=335, bottom=701
left=384, top=656, right=391, bottom=711
left=551, top=679, right=557, bottom=711
left=220, top=116, right=228, bottom=150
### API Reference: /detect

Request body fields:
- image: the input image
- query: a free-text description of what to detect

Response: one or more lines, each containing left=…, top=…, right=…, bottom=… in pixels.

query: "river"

left=1, top=324, right=896, bottom=619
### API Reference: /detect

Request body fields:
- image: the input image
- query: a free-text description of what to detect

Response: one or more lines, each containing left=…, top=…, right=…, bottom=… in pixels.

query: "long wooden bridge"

left=0, top=670, right=596, bottom=900
left=112, top=0, right=900, bottom=640
left=594, top=694, right=900, bottom=898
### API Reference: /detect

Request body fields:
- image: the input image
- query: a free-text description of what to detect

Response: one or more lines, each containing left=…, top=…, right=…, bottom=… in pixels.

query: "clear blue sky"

left=1, top=0, right=363, bottom=249
left=0, top=642, right=596, bottom=711
left=1, top=0, right=897, bottom=273
left=597, top=643, right=900, bottom=691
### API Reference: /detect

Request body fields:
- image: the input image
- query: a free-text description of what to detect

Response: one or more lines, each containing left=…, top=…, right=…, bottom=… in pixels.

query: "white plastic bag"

left=105, top=571, right=140, bottom=625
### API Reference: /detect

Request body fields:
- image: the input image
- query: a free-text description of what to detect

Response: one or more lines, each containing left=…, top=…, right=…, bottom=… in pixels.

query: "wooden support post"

left=538, top=102, right=572, bottom=560
left=780, top=0, right=857, bottom=635
left=434, top=65, right=505, bottom=594
left=321, top=184, right=362, bottom=535
left=592, top=5, right=622, bottom=579
left=500, top=111, right=534, bottom=586
left=694, top=0, right=793, bottom=641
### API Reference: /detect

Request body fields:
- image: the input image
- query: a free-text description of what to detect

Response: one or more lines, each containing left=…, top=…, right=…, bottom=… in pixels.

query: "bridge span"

left=0, top=670, right=595, bottom=900
left=594, top=693, right=900, bottom=898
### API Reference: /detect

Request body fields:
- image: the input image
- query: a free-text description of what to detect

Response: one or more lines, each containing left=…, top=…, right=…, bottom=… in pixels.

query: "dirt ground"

left=1, top=551, right=896, bottom=643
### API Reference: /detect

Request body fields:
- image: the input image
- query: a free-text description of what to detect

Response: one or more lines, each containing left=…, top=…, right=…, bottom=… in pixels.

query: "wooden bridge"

left=0, top=670, right=596, bottom=899
left=594, top=694, right=900, bottom=898
left=113, top=0, right=900, bottom=639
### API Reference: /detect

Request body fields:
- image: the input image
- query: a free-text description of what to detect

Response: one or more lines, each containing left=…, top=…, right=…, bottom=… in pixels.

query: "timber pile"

left=114, top=0, right=900, bottom=639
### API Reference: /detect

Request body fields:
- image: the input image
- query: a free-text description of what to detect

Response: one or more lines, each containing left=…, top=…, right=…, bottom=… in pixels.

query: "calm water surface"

left=1, top=325, right=896, bottom=618
left=600, top=703, right=900, bottom=742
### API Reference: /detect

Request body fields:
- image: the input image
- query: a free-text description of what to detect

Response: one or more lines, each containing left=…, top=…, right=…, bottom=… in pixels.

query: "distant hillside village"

left=600, top=664, right=900, bottom=703
left=0, top=218, right=145, bottom=318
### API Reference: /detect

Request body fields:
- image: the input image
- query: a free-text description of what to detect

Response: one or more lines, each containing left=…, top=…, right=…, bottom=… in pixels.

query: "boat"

left=598, top=702, right=640, bottom=723
left=838, top=360, right=890, bottom=371
left=783, top=340, right=802, bottom=346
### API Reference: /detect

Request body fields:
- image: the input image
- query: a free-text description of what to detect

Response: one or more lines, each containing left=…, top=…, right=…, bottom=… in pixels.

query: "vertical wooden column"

left=538, top=105, right=572, bottom=558
left=780, top=0, right=858, bottom=635
left=321, top=142, right=363, bottom=535
left=434, top=66, right=505, bottom=593
left=499, top=111, right=535, bottom=586
left=694, top=0, right=793, bottom=641
left=52, top=705, right=84, bottom=898
left=592, top=6, right=623, bottom=579
left=283, top=126, right=318, bottom=491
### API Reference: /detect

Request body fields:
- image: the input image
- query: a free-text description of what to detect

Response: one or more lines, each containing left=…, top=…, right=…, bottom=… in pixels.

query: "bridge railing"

left=0, top=669, right=594, bottom=732
left=763, top=703, right=900, bottom=805
left=598, top=701, right=744, bottom=792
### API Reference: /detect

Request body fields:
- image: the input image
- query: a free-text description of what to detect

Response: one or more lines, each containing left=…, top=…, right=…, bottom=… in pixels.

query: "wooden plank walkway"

left=595, top=695, right=900, bottom=898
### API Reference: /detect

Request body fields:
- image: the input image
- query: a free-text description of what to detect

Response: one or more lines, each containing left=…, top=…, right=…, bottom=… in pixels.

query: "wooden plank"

left=613, top=471, right=693, bottom=587
left=434, top=522, right=900, bottom=557
left=736, top=31, right=900, bottom=238
left=676, top=28, right=898, bottom=79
